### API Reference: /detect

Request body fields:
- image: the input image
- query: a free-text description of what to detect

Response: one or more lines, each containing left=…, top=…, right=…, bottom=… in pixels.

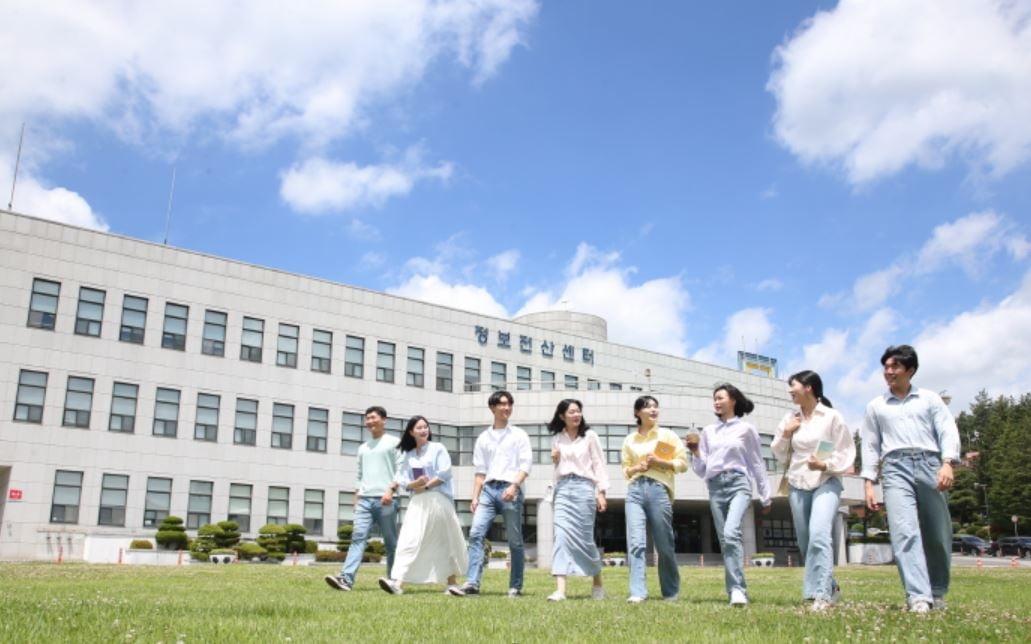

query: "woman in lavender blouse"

left=687, top=383, right=771, bottom=607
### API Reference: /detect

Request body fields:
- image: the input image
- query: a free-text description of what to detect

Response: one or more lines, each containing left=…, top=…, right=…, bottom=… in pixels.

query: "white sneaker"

left=729, top=589, right=748, bottom=607
left=591, top=586, right=606, bottom=601
left=932, top=597, right=946, bottom=611
left=627, top=596, right=645, bottom=604
left=445, top=585, right=465, bottom=597
left=809, top=599, right=830, bottom=613
left=546, top=591, right=566, bottom=602
left=377, top=577, right=403, bottom=595
left=910, top=600, right=931, bottom=614
left=507, top=588, right=523, bottom=598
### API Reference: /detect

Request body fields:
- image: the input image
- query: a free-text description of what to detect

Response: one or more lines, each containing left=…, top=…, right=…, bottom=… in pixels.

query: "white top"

left=472, top=424, right=533, bottom=485
left=690, top=417, right=771, bottom=506
left=552, top=429, right=610, bottom=492
left=770, top=404, right=856, bottom=491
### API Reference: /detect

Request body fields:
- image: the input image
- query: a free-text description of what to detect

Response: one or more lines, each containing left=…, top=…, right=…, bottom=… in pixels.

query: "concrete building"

left=0, top=209, right=863, bottom=563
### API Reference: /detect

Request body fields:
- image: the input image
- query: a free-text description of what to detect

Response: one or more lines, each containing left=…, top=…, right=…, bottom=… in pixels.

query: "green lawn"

left=0, top=563, right=1027, bottom=642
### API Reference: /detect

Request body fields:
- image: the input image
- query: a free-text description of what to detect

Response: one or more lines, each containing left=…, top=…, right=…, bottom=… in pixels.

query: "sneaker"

left=932, top=597, right=947, bottom=611
left=663, top=594, right=679, bottom=602
left=461, top=584, right=480, bottom=597
left=627, top=596, right=646, bottom=604
left=445, top=585, right=465, bottom=597
left=729, top=589, right=748, bottom=607
left=830, top=583, right=842, bottom=604
left=377, top=577, right=402, bottom=595
left=910, top=600, right=931, bottom=614
left=507, top=588, right=523, bottom=598
left=324, top=575, right=352, bottom=591
left=809, top=599, right=830, bottom=613
left=591, top=586, right=606, bottom=601
left=546, top=591, right=566, bottom=601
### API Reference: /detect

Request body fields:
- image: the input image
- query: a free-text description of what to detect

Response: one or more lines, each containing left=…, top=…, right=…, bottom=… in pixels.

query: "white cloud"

left=358, top=251, right=385, bottom=270
left=485, top=249, right=520, bottom=282
left=279, top=147, right=452, bottom=213
left=2, top=157, right=107, bottom=230
left=769, top=0, right=1031, bottom=184
left=388, top=274, right=508, bottom=318
left=346, top=219, right=381, bottom=241
left=692, top=308, right=775, bottom=366
left=755, top=278, right=783, bottom=292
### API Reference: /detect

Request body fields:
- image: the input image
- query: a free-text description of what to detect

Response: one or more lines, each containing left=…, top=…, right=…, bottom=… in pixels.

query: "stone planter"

left=848, top=543, right=893, bottom=564
left=603, top=558, right=626, bottom=567
left=752, top=557, right=774, bottom=567
left=125, top=549, right=189, bottom=566
left=210, top=553, right=237, bottom=564
left=487, top=558, right=509, bottom=570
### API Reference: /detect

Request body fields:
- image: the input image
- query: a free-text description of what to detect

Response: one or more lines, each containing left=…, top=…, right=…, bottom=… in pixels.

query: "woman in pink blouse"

left=546, top=398, right=609, bottom=601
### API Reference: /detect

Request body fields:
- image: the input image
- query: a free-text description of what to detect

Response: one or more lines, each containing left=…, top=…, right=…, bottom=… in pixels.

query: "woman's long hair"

left=788, top=370, right=833, bottom=408
left=397, top=415, right=433, bottom=452
left=547, top=399, right=589, bottom=437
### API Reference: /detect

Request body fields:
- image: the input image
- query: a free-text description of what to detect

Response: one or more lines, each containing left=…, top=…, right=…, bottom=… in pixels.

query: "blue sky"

left=3, top=1, right=1031, bottom=424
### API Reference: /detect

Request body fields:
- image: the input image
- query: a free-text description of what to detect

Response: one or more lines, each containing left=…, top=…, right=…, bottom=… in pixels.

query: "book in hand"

left=814, top=441, right=834, bottom=462
left=412, top=467, right=427, bottom=479
left=653, top=441, right=677, bottom=460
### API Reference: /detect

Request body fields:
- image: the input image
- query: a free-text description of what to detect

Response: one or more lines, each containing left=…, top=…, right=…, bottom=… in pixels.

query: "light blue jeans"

left=707, top=470, right=752, bottom=597
left=465, top=481, right=525, bottom=591
left=339, top=496, right=398, bottom=585
left=882, top=449, right=952, bottom=604
left=788, top=476, right=842, bottom=601
left=625, top=477, right=679, bottom=599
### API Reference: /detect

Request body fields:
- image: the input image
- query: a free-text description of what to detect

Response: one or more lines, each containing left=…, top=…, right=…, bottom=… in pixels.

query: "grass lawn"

left=0, top=563, right=1028, bottom=642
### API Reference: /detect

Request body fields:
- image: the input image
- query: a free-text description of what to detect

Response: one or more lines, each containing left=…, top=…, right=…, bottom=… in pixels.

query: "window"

left=62, top=376, right=94, bottom=428
left=240, top=317, right=264, bottom=362
left=201, top=310, right=227, bottom=356
left=376, top=341, right=395, bottom=383
left=540, top=370, right=555, bottom=391
left=109, top=382, right=138, bottom=433
left=234, top=398, right=257, bottom=445
left=272, top=403, right=293, bottom=449
left=143, top=477, right=172, bottom=527
left=516, top=366, right=531, bottom=391
left=436, top=352, right=453, bottom=392
left=338, top=491, right=355, bottom=527
left=119, top=295, right=147, bottom=344
left=267, top=486, right=289, bottom=525
left=162, top=303, right=188, bottom=350
left=27, top=278, right=60, bottom=329
left=406, top=347, right=424, bottom=387
left=13, top=369, right=47, bottom=423
left=307, top=407, right=328, bottom=452
left=491, top=362, right=507, bottom=391
left=588, top=379, right=601, bottom=391
left=187, top=480, right=213, bottom=529
left=98, top=473, right=129, bottom=526
left=50, top=470, right=82, bottom=524
left=74, top=287, right=105, bottom=337
left=304, top=489, right=324, bottom=535
left=276, top=323, right=298, bottom=368
left=629, top=385, right=644, bottom=392
left=609, top=383, right=623, bottom=391
left=153, top=388, right=180, bottom=437
left=344, top=335, right=364, bottom=378
left=464, top=357, right=481, bottom=392
left=194, top=393, right=219, bottom=442
left=311, top=329, right=332, bottom=373
left=228, top=483, right=252, bottom=533
left=340, top=412, right=364, bottom=456
left=565, top=375, right=579, bottom=390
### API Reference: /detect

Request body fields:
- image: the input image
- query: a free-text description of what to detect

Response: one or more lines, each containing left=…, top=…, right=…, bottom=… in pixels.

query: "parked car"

left=996, top=536, right=1031, bottom=558
left=952, top=534, right=990, bottom=555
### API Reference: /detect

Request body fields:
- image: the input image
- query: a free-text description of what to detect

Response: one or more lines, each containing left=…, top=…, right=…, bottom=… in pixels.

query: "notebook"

left=653, top=441, right=677, bottom=460
left=814, top=441, right=834, bottom=462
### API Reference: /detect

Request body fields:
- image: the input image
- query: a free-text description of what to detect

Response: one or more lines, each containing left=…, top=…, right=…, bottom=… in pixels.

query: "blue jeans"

left=788, top=477, right=842, bottom=601
left=465, top=481, right=525, bottom=591
left=625, top=477, right=679, bottom=599
left=707, top=470, right=752, bottom=597
left=882, top=450, right=952, bottom=604
left=339, top=496, right=399, bottom=585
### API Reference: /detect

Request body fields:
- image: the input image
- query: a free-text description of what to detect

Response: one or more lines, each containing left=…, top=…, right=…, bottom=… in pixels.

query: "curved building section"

left=512, top=310, right=608, bottom=342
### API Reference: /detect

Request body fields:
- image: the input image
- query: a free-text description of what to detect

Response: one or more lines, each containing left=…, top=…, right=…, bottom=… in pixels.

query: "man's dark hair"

left=880, top=345, right=919, bottom=373
left=364, top=405, right=387, bottom=419
left=488, top=390, right=514, bottom=408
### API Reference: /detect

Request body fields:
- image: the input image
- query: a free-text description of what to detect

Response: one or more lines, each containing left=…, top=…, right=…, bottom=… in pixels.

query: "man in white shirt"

left=460, top=390, right=532, bottom=597
left=861, top=345, right=960, bottom=614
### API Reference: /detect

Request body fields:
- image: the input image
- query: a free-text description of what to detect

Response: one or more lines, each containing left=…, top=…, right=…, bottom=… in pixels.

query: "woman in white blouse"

left=377, top=415, right=468, bottom=596
left=771, top=370, right=855, bottom=612
left=546, top=399, right=609, bottom=601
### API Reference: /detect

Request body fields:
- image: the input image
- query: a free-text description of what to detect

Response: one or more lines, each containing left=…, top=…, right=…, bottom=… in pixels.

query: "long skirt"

left=551, top=475, right=602, bottom=577
left=391, top=491, right=468, bottom=584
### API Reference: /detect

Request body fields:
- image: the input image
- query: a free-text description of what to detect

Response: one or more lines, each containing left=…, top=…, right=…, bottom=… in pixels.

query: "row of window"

left=14, top=367, right=780, bottom=470
left=26, top=278, right=629, bottom=392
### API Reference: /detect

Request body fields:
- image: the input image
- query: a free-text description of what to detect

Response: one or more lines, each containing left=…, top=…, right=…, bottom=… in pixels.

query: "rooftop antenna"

left=8, top=122, right=25, bottom=211
left=162, top=165, right=176, bottom=245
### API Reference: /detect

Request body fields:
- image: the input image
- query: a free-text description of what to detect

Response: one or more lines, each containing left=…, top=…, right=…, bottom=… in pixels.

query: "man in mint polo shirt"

left=325, top=406, right=402, bottom=591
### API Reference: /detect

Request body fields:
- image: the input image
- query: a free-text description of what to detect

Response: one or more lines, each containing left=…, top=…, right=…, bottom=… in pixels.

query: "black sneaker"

left=324, top=575, right=352, bottom=591
left=461, top=583, right=480, bottom=596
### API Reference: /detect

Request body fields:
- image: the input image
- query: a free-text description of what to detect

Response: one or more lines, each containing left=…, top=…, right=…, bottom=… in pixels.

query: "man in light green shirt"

left=325, top=406, right=401, bottom=591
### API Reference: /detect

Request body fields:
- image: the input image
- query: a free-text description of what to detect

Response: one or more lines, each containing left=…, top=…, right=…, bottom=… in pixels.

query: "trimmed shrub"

left=257, top=524, right=287, bottom=555
left=283, top=524, right=307, bottom=554
left=191, top=551, right=210, bottom=561
left=155, top=516, right=188, bottom=550
left=129, top=539, right=153, bottom=550
left=315, top=550, right=347, bottom=562
left=363, top=539, right=386, bottom=563
left=267, top=552, right=287, bottom=562
left=304, top=539, right=318, bottom=554
left=337, top=524, right=354, bottom=552
left=192, top=523, right=222, bottom=555
left=491, top=550, right=508, bottom=559
left=216, top=521, right=241, bottom=548
left=235, top=542, right=267, bottom=561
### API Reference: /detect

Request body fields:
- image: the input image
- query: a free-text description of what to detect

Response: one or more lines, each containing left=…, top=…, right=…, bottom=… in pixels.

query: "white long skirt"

left=391, top=491, right=468, bottom=584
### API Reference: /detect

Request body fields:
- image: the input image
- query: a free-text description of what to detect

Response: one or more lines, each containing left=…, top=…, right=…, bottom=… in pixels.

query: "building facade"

left=0, top=209, right=863, bottom=563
